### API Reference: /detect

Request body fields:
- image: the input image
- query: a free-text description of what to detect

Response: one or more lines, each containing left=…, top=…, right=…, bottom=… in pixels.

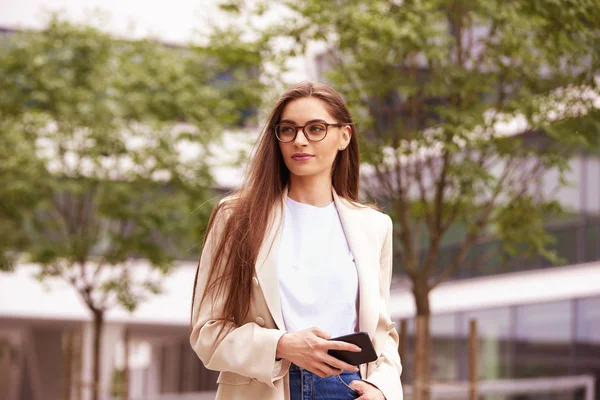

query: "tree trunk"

left=413, top=281, right=431, bottom=400
left=468, top=319, right=478, bottom=400
left=92, top=310, right=104, bottom=400
left=123, top=327, right=130, bottom=400
left=73, top=328, right=83, bottom=400
left=63, top=330, right=73, bottom=400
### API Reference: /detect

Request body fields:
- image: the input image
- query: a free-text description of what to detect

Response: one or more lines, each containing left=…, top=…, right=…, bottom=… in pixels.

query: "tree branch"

left=430, top=155, right=518, bottom=288
left=411, top=157, right=434, bottom=231
left=420, top=148, right=452, bottom=278
left=387, top=154, right=419, bottom=278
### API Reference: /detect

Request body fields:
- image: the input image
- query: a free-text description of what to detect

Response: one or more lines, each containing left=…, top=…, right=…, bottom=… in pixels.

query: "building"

left=2, top=260, right=599, bottom=399
left=2, top=80, right=599, bottom=400
left=1, top=131, right=599, bottom=399
left=1, top=7, right=600, bottom=399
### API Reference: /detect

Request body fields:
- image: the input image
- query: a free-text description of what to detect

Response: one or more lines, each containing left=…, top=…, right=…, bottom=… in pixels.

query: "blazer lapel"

left=333, top=190, right=379, bottom=338
left=255, top=190, right=286, bottom=331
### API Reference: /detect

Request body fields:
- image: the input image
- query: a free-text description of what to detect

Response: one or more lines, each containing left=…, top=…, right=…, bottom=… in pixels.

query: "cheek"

left=319, top=138, right=340, bottom=161
left=279, top=143, right=294, bottom=169
left=279, top=143, right=292, bottom=158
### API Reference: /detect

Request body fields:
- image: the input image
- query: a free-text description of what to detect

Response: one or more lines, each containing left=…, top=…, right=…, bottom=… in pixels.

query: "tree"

left=0, top=15, right=263, bottom=400
left=0, top=121, right=46, bottom=270
left=219, top=0, right=600, bottom=398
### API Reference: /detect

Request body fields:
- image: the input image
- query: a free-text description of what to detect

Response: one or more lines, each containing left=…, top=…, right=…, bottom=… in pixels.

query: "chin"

left=287, top=166, right=329, bottom=179
left=288, top=168, right=315, bottom=177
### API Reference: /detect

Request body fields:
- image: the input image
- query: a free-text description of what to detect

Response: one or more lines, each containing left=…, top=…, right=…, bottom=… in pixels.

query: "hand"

left=349, top=380, right=385, bottom=400
left=276, top=327, right=361, bottom=378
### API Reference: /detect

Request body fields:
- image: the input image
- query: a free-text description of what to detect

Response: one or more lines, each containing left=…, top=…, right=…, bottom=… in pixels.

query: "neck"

left=287, top=173, right=333, bottom=207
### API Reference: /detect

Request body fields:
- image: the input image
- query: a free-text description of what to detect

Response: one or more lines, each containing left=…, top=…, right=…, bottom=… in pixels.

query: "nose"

left=293, top=127, right=308, bottom=147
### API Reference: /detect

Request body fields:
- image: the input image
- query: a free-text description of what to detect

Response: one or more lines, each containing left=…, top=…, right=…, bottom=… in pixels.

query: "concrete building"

left=2, top=260, right=599, bottom=400
left=1, top=4, right=599, bottom=398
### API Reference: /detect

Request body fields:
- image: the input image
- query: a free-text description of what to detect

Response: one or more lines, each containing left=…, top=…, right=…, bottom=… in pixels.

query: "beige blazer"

left=190, top=188, right=403, bottom=399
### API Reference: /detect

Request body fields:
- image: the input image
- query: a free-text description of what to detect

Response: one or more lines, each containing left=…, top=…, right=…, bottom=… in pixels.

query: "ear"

left=340, top=125, right=352, bottom=148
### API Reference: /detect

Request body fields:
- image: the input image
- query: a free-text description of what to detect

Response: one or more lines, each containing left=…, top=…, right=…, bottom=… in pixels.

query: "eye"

left=280, top=125, right=295, bottom=133
left=308, top=124, right=326, bottom=133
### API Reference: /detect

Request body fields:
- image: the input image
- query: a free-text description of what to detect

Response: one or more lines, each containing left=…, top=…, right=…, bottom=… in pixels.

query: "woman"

left=190, top=81, right=402, bottom=400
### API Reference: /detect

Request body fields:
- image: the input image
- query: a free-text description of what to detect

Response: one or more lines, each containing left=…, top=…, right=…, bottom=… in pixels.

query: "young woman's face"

left=278, top=97, right=351, bottom=180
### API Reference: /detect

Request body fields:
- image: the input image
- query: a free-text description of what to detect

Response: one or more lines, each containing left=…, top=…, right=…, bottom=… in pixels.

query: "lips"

left=292, top=153, right=314, bottom=161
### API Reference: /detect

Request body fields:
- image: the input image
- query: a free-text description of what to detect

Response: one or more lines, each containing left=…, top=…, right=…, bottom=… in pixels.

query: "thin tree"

left=220, top=0, right=600, bottom=398
left=0, top=15, right=263, bottom=400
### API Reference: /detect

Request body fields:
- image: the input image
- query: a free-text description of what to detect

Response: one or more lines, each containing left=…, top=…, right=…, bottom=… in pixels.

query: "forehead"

left=280, top=97, right=335, bottom=123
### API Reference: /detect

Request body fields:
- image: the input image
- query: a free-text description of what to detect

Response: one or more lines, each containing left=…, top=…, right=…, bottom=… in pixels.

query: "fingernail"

left=354, top=346, right=361, bottom=352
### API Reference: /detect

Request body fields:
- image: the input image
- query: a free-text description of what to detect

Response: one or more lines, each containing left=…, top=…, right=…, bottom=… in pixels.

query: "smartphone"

left=327, top=331, right=378, bottom=366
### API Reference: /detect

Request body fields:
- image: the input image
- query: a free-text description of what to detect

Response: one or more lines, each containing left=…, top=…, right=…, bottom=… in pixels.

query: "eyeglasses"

left=274, top=121, right=349, bottom=143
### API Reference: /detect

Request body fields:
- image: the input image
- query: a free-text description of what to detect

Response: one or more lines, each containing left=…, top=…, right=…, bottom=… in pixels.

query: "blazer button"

left=255, top=317, right=265, bottom=326
left=386, top=322, right=396, bottom=331
left=252, top=277, right=259, bottom=287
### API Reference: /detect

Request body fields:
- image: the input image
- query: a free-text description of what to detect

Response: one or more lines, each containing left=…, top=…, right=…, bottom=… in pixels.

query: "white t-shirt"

left=277, top=196, right=359, bottom=338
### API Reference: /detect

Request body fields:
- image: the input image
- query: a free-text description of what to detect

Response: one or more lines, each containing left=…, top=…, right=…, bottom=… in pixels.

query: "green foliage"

left=0, top=118, right=48, bottom=271
left=233, top=0, right=600, bottom=285
left=0, top=15, right=264, bottom=312
left=494, top=196, right=565, bottom=265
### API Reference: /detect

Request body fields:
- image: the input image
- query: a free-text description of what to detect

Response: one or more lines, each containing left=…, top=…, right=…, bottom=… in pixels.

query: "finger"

left=311, top=327, right=331, bottom=339
left=352, top=380, right=383, bottom=399
left=322, top=364, right=343, bottom=377
left=349, top=380, right=365, bottom=393
left=307, top=362, right=335, bottom=378
left=313, top=367, right=328, bottom=379
left=305, top=363, right=326, bottom=378
left=353, top=386, right=369, bottom=400
left=317, top=367, right=340, bottom=378
left=321, top=353, right=359, bottom=373
left=316, top=362, right=342, bottom=377
left=326, top=339, right=362, bottom=352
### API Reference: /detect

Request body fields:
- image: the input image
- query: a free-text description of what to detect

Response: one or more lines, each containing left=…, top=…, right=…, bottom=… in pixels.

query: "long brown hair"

left=191, top=81, right=361, bottom=328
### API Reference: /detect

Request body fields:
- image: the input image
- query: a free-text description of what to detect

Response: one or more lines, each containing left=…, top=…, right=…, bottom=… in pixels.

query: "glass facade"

left=399, top=216, right=600, bottom=280
left=515, top=301, right=573, bottom=378
left=575, top=297, right=600, bottom=398
left=461, top=307, right=512, bottom=380
left=398, top=296, right=600, bottom=399
left=430, top=314, right=459, bottom=381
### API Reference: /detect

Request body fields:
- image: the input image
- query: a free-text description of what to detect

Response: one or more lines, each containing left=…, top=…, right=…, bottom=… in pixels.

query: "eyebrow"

left=279, top=118, right=328, bottom=125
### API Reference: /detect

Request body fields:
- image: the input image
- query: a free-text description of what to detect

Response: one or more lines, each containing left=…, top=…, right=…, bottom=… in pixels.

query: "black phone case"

left=327, top=331, right=378, bottom=366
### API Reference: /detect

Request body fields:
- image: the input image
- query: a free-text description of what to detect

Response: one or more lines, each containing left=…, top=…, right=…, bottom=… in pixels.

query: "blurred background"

left=0, top=1, right=599, bottom=400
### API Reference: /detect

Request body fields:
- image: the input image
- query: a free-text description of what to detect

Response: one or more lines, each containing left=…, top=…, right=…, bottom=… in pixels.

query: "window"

left=575, top=297, right=600, bottom=379
left=431, top=314, right=459, bottom=381
left=461, top=307, right=512, bottom=380
left=403, top=314, right=459, bottom=383
left=514, top=301, right=572, bottom=377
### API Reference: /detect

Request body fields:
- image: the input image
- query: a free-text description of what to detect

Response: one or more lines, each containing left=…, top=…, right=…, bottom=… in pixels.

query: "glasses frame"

left=274, top=121, right=349, bottom=143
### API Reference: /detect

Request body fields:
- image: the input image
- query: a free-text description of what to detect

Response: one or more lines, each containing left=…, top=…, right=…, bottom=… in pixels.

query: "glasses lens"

left=276, top=123, right=296, bottom=142
left=305, top=122, right=327, bottom=141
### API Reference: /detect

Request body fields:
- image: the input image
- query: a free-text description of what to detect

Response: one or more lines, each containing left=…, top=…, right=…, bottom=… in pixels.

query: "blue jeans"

left=289, top=363, right=361, bottom=400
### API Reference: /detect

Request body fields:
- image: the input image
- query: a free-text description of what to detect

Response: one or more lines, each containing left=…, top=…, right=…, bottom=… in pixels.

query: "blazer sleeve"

left=189, top=206, right=289, bottom=388
left=364, top=214, right=404, bottom=399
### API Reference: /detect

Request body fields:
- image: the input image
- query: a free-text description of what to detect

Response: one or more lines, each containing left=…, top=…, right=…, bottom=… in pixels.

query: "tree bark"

left=63, top=330, right=73, bottom=400
left=92, top=309, right=104, bottom=400
left=468, top=319, right=478, bottom=400
left=123, top=327, right=130, bottom=400
left=413, top=281, right=431, bottom=400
